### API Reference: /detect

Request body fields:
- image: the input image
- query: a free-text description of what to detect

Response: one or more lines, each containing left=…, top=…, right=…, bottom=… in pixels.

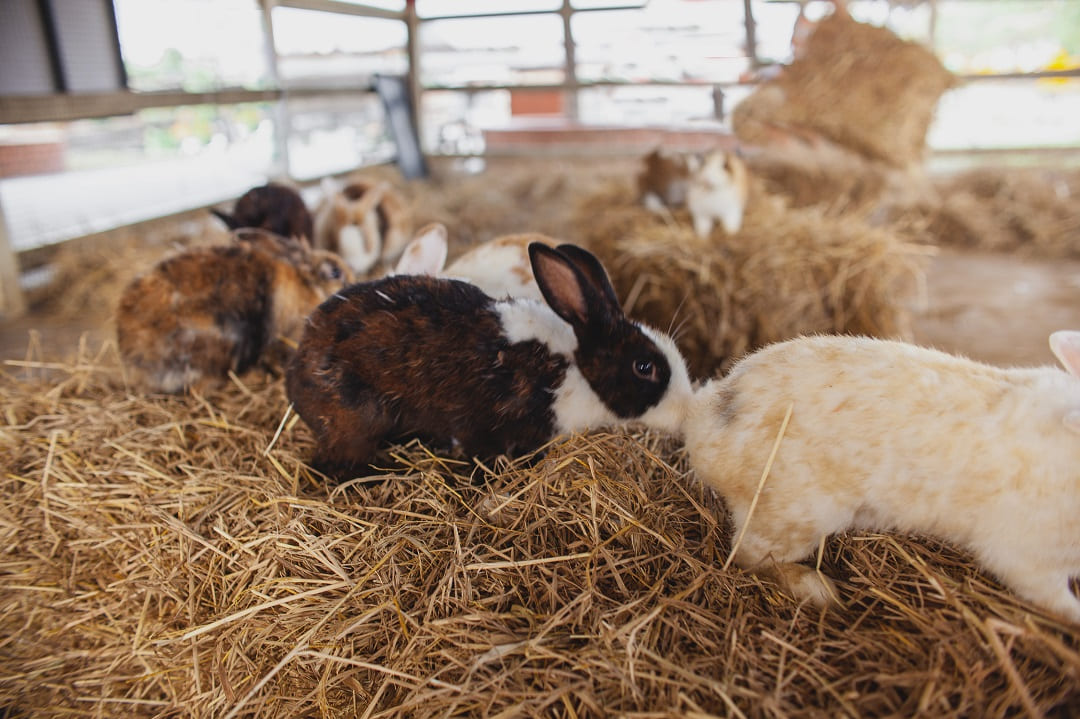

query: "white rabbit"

left=393, top=224, right=558, bottom=303
left=683, top=332, right=1080, bottom=623
left=686, top=149, right=749, bottom=238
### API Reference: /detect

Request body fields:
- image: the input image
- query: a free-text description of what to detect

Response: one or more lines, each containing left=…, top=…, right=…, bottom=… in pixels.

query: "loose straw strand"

left=723, top=402, right=794, bottom=571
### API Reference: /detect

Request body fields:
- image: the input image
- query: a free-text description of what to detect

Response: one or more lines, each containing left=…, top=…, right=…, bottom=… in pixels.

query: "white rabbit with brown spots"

left=684, top=332, right=1080, bottom=623
left=637, top=148, right=691, bottom=212
left=313, top=177, right=412, bottom=275
left=393, top=223, right=559, bottom=303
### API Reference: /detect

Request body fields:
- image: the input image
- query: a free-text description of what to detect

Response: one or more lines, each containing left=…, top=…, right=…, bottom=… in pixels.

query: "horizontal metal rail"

left=274, top=0, right=403, bottom=20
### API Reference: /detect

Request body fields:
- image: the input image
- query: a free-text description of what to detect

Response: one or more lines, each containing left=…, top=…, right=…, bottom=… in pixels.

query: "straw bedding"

left=5, top=156, right=1079, bottom=716
left=3, top=342, right=1080, bottom=717
left=576, top=180, right=927, bottom=379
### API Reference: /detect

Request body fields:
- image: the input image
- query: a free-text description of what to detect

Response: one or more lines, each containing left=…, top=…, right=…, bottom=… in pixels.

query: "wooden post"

left=560, top=0, right=579, bottom=122
left=0, top=193, right=26, bottom=317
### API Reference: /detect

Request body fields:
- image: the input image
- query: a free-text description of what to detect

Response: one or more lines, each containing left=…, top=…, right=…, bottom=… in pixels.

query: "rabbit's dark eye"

left=633, top=359, right=656, bottom=381
left=324, top=264, right=342, bottom=280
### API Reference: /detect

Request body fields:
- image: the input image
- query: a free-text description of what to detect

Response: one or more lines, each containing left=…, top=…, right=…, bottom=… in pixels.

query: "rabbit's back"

left=689, top=335, right=1080, bottom=538
left=286, top=276, right=571, bottom=475
left=117, top=246, right=278, bottom=391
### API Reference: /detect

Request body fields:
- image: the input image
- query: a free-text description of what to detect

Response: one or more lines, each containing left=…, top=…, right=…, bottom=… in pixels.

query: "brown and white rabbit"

left=686, top=148, right=749, bottom=238
left=393, top=223, right=558, bottom=303
left=637, top=148, right=691, bottom=212
left=683, top=332, right=1080, bottom=623
left=286, top=243, right=693, bottom=480
left=313, top=177, right=412, bottom=275
left=117, top=229, right=352, bottom=393
left=211, top=183, right=313, bottom=241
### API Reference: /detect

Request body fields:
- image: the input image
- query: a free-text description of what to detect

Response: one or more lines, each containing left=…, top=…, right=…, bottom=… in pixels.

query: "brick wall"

left=0, top=142, right=66, bottom=177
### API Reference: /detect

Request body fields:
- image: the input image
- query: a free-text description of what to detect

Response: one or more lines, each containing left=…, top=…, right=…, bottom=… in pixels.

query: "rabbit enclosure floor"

left=3, top=155, right=1080, bottom=717
left=911, top=248, right=1080, bottom=367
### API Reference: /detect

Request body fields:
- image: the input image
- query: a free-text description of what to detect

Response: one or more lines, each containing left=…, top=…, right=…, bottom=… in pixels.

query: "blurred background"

left=2, top=1, right=1078, bottom=248
left=1, top=0, right=1079, bottom=323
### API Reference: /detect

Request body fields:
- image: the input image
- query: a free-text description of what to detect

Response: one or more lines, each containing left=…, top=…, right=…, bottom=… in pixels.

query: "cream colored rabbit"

left=684, top=332, right=1080, bottom=623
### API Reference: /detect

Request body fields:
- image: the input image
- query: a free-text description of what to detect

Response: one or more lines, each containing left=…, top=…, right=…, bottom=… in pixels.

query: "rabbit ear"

left=552, top=244, right=621, bottom=313
left=531, top=244, right=617, bottom=333
left=1049, top=331, right=1080, bottom=378
left=356, top=181, right=390, bottom=215
left=531, top=244, right=591, bottom=328
left=394, top=223, right=447, bottom=276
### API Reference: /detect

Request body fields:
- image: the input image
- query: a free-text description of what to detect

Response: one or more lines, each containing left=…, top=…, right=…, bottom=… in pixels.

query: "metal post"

left=259, top=0, right=292, bottom=179
left=560, top=0, right=579, bottom=121
left=405, top=0, right=423, bottom=149
left=742, top=0, right=759, bottom=69
left=928, top=0, right=938, bottom=52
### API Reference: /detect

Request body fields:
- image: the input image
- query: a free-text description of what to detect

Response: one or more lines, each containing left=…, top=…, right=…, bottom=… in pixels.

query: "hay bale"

left=2, top=342, right=1080, bottom=717
left=734, top=11, right=954, bottom=168
left=577, top=180, right=927, bottom=379
left=921, top=167, right=1080, bottom=258
left=741, top=141, right=938, bottom=217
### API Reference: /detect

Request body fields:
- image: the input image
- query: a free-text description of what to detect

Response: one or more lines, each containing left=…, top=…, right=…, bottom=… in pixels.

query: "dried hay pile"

left=740, top=141, right=938, bottom=220
left=2, top=341, right=1079, bottom=717
left=733, top=11, right=954, bottom=168
left=917, top=167, right=1080, bottom=258
left=576, top=180, right=928, bottom=379
left=735, top=149, right=1080, bottom=261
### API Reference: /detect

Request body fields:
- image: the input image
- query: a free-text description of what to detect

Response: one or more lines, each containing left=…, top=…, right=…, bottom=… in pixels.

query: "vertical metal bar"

left=405, top=0, right=423, bottom=150
left=104, top=0, right=129, bottom=90
left=37, top=0, right=67, bottom=92
left=742, top=0, right=759, bottom=70
left=561, top=0, right=579, bottom=121
left=259, top=0, right=292, bottom=179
